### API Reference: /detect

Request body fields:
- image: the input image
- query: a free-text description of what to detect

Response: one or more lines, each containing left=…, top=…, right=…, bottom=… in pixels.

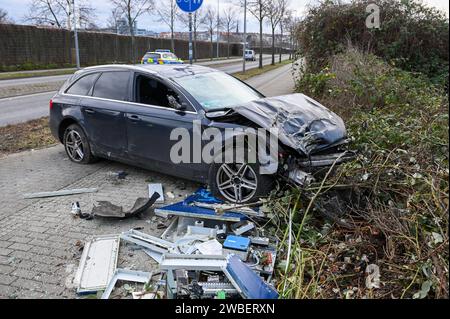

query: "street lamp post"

left=216, top=0, right=220, bottom=59
left=72, top=0, right=80, bottom=69
left=242, top=0, right=247, bottom=73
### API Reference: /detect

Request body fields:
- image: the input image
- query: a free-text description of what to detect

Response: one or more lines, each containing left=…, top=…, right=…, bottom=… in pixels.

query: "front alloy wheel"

left=215, top=163, right=258, bottom=203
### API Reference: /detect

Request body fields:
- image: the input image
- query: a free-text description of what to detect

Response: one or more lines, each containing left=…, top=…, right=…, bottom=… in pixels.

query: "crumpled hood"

left=232, top=93, right=347, bottom=156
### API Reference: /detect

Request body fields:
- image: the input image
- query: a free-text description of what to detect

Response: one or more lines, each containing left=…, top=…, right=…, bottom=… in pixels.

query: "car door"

left=79, top=70, right=131, bottom=158
left=125, top=73, right=204, bottom=180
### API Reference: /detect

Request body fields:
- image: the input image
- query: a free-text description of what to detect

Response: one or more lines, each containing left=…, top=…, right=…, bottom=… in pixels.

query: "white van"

left=244, top=50, right=256, bottom=61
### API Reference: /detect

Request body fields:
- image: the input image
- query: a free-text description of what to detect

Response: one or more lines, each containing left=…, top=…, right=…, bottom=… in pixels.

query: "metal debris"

left=91, top=192, right=160, bottom=219
left=74, top=234, right=120, bottom=294
left=24, top=188, right=98, bottom=199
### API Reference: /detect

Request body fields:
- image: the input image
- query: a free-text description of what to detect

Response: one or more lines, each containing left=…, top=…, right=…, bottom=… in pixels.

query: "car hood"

left=231, top=93, right=347, bottom=156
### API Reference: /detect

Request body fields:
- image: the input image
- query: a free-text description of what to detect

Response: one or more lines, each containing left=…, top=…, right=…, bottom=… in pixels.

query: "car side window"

left=92, top=71, right=130, bottom=101
left=135, top=74, right=193, bottom=111
left=66, top=73, right=99, bottom=96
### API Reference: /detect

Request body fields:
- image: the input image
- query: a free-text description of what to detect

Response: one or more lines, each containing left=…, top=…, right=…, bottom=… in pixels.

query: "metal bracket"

left=101, top=269, right=153, bottom=299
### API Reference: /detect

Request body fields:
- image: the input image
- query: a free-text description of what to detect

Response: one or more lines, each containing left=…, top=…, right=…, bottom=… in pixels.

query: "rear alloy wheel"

left=63, top=124, right=96, bottom=164
left=210, top=162, right=274, bottom=203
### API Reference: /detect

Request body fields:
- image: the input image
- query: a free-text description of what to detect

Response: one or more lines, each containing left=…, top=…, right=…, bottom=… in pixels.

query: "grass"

left=0, top=69, right=76, bottom=80
left=0, top=60, right=293, bottom=157
left=233, top=59, right=292, bottom=81
left=0, top=117, right=57, bottom=157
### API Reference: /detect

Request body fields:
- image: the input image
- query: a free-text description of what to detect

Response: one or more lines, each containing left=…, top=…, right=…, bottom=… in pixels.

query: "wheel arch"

left=58, top=117, right=83, bottom=142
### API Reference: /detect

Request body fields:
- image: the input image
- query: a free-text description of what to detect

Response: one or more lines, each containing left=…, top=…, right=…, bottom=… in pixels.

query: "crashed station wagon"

left=49, top=64, right=354, bottom=203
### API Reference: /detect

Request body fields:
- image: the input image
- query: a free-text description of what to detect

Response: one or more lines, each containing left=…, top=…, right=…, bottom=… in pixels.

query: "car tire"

left=209, top=161, right=274, bottom=204
left=63, top=124, right=96, bottom=164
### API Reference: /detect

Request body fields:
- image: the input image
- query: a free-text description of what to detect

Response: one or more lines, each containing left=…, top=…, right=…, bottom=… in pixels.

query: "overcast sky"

left=0, top=0, right=448, bottom=33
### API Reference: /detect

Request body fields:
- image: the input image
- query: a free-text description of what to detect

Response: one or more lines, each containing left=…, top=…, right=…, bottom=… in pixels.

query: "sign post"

left=189, top=12, right=193, bottom=64
left=176, top=0, right=204, bottom=65
left=242, top=0, right=247, bottom=73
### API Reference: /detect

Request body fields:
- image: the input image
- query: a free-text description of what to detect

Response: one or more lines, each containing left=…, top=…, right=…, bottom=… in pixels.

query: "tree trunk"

left=128, top=16, right=135, bottom=63
left=210, top=32, right=213, bottom=60
left=271, top=27, right=275, bottom=65
left=227, top=31, right=230, bottom=59
left=279, top=25, right=283, bottom=63
left=170, top=28, right=175, bottom=52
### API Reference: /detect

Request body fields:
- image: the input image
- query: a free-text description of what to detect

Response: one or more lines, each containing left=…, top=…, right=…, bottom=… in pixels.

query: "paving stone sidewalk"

left=0, top=145, right=199, bottom=299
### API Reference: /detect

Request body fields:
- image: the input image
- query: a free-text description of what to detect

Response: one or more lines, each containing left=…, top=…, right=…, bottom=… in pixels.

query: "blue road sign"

left=176, top=0, right=203, bottom=13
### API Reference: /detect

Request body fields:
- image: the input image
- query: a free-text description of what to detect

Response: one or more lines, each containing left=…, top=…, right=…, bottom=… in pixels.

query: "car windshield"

left=173, top=72, right=263, bottom=111
left=144, top=53, right=159, bottom=59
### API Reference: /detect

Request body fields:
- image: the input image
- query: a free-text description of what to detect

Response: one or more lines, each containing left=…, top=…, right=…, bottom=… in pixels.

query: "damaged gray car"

left=50, top=64, right=354, bottom=203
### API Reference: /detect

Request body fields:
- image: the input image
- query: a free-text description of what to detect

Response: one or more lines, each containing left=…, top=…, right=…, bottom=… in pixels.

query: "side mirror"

left=167, top=95, right=186, bottom=111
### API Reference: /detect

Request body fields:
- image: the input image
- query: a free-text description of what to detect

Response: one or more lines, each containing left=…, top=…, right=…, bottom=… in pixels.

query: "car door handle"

left=85, top=109, right=95, bottom=114
left=128, top=114, right=141, bottom=122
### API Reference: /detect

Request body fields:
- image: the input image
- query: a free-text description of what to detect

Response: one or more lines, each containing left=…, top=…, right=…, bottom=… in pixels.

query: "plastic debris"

left=365, top=264, right=381, bottom=289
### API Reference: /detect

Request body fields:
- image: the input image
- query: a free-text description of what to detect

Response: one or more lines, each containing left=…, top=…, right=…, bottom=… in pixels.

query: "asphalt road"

left=0, top=54, right=291, bottom=126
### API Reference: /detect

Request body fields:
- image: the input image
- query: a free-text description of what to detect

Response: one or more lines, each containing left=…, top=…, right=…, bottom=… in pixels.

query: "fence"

left=0, top=24, right=244, bottom=69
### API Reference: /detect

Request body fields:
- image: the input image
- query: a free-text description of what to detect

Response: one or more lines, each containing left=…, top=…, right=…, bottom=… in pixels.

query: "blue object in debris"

left=154, top=187, right=247, bottom=222
left=225, top=254, right=279, bottom=299
left=223, top=235, right=251, bottom=251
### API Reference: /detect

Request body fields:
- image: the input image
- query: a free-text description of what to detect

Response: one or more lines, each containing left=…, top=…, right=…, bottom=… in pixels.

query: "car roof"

left=81, top=64, right=217, bottom=78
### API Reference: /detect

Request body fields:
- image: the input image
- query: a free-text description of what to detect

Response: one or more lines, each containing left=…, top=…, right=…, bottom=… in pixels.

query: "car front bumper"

left=285, top=150, right=357, bottom=186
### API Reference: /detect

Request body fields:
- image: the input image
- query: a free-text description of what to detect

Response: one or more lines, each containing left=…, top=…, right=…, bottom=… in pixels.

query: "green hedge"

left=297, top=0, right=449, bottom=87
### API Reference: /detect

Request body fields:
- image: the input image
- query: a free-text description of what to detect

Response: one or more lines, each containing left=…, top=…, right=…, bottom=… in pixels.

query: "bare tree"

left=203, top=6, right=219, bottom=60
left=279, top=8, right=292, bottom=63
left=244, top=0, right=270, bottom=68
left=72, top=1, right=97, bottom=29
left=0, top=8, right=11, bottom=24
left=25, top=0, right=64, bottom=27
left=221, top=5, right=238, bottom=59
left=155, top=0, right=178, bottom=52
left=178, top=7, right=206, bottom=61
left=107, top=7, right=123, bottom=33
left=110, top=0, right=154, bottom=62
left=266, top=0, right=288, bottom=65
left=25, top=0, right=95, bottom=29
left=283, top=14, right=299, bottom=60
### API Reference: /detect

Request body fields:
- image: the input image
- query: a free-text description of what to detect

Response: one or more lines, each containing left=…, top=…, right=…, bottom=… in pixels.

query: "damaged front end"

left=230, top=93, right=356, bottom=186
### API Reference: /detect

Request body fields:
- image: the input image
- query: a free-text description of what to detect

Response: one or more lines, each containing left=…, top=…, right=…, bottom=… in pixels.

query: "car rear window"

left=92, top=71, right=130, bottom=101
left=66, top=73, right=99, bottom=96
left=144, top=53, right=160, bottom=60
left=162, top=53, right=177, bottom=59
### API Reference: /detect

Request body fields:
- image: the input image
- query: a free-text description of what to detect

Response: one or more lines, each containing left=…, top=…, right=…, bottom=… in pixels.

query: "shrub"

left=297, top=0, right=449, bottom=87
left=273, top=49, right=448, bottom=299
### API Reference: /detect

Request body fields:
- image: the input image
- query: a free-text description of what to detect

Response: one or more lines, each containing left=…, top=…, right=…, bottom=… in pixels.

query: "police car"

left=140, top=49, right=184, bottom=65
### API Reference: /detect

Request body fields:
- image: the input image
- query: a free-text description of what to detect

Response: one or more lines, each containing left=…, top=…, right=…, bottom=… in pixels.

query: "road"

left=246, top=63, right=295, bottom=96
left=0, top=54, right=290, bottom=126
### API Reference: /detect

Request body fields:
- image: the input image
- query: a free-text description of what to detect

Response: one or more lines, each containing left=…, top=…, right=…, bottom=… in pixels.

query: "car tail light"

left=49, top=99, right=53, bottom=110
